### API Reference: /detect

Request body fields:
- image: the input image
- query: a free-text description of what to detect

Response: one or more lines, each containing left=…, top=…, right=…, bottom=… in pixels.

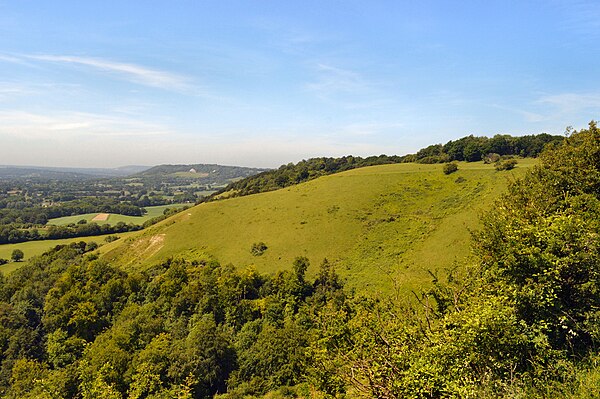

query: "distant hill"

left=134, top=163, right=269, bottom=183
left=0, top=165, right=151, bottom=180
left=102, top=159, right=535, bottom=294
left=135, top=164, right=268, bottom=189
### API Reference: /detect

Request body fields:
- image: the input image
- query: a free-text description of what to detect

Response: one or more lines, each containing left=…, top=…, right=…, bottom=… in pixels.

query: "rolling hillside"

left=102, top=160, right=534, bottom=294
left=135, top=163, right=268, bottom=180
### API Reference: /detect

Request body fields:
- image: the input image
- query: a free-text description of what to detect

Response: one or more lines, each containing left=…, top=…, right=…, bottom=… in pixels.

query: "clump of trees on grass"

left=10, top=249, right=23, bottom=262
left=409, top=133, right=562, bottom=164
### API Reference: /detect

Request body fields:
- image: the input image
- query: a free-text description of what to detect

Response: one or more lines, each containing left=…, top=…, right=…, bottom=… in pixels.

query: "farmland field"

left=0, top=231, right=137, bottom=273
left=47, top=203, right=189, bottom=226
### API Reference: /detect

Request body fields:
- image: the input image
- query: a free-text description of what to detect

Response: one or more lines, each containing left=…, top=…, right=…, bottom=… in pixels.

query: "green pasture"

left=0, top=232, right=137, bottom=274
left=47, top=204, right=189, bottom=226
left=104, top=160, right=535, bottom=294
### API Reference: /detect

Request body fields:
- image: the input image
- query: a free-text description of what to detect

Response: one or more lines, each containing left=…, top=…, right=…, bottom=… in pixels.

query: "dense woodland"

left=0, top=125, right=597, bottom=398
left=209, top=133, right=562, bottom=199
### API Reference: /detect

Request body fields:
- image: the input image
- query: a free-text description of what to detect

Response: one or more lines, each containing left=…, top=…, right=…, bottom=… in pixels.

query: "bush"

left=443, top=162, right=458, bottom=174
left=483, top=153, right=501, bottom=164
left=104, top=235, right=120, bottom=243
left=495, top=159, right=517, bottom=171
left=251, top=242, right=268, bottom=256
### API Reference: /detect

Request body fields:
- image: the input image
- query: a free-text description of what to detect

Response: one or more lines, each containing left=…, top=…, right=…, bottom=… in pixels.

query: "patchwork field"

left=47, top=204, right=189, bottom=226
left=103, top=160, right=535, bottom=294
left=0, top=232, right=136, bottom=274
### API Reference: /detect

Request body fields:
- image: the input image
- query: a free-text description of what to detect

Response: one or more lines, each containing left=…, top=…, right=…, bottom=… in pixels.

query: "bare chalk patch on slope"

left=131, top=233, right=166, bottom=261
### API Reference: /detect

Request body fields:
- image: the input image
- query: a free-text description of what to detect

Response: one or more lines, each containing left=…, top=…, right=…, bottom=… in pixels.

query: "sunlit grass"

left=104, top=160, right=535, bottom=294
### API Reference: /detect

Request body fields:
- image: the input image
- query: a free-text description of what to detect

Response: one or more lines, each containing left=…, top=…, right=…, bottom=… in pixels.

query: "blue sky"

left=1, top=0, right=599, bottom=168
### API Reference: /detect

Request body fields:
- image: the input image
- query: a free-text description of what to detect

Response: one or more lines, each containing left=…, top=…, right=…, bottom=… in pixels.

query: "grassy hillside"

left=103, top=160, right=534, bottom=294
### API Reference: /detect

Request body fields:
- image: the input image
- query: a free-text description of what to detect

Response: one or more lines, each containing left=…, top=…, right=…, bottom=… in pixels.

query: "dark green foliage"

left=0, top=221, right=142, bottom=245
left=104, top=235, right=119, bottom=243
left=442, top=162, right=458, bottom=175
left=439, top=133, right=562, bottom=163
left=476, top=122, right=600, bottom=354
left=10, top=250, right=23, bottom=262
left=0, top=246, right=345, bottom=398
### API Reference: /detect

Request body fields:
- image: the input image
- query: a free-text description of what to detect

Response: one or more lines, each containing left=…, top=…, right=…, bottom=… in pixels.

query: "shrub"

left=495, top=159, right=517, bottom=171
left=483, top=153, right=501, bottom=164
left=104, top=235, right=120, bottom=243
left=443, top=162, right=459, bottom=175
left=251, top=242, right=268, bottom=256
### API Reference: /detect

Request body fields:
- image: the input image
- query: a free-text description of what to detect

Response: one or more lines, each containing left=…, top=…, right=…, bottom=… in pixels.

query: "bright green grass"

left=47, top=204, right=189, bottom=226
left=104, top=160, right=535, bottom=294
left=0, top=232, right=137, bottom=274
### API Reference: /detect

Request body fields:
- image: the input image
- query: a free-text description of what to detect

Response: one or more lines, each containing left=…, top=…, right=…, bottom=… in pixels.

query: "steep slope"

left=102, top=161, right=533, bottom=294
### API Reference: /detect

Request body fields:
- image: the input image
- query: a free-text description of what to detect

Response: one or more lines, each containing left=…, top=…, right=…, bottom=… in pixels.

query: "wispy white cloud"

left=307, top=63, right=367, bottom=95
left=0, top=54, right=22, bottom=63
left=537, top=93, right=600, bottom=113
left=0, top=110, right=170, bottom=140
left=488, top=92, right=600, bottom=127
left=488, top=103, right=546, bottom=123
left=0, top=83, right=33, bottom=98
left=25, top=54, right=191, bottom=91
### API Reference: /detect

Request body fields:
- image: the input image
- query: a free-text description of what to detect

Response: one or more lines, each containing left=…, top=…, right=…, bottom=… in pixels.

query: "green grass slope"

left=103, top=161, right=534, bottom=294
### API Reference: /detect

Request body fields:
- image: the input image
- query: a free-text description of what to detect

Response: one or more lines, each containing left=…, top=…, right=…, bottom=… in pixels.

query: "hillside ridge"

left=102, top=160, right=534, bottom=293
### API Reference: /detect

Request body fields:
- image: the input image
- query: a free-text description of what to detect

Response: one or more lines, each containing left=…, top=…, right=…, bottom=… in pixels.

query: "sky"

left=0, top=0, right=599, bottom=168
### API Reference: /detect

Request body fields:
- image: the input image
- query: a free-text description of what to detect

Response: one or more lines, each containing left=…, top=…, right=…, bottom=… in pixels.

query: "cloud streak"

left=24, top=54, right=191, bottom=91
left=307, top=63, right=367, bottom=96
left=0, top=110, right=170, bottom=140
left=537, top=93, right=600, bottom=113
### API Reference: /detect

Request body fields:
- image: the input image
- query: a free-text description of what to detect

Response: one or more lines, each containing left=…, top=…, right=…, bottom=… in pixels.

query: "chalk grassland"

left=103, top=160, right=535, bottom=294
left=47, top=204, right=189, bottom=226
left=0, top=232, right=137, bottom=273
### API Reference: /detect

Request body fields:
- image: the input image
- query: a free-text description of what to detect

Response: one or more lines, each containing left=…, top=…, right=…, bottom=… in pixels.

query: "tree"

left=11, top=249, right=24, bottom=262
left=475, top=121, right=600, bottom=355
